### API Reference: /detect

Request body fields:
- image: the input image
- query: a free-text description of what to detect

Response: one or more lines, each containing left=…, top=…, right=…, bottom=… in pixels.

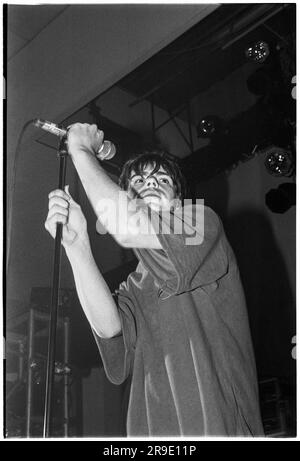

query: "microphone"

left=33, top=118, right=116, bottom=160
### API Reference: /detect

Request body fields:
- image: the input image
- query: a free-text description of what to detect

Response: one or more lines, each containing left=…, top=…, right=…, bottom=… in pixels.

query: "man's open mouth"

left=142, top=191, right=161, bottom=198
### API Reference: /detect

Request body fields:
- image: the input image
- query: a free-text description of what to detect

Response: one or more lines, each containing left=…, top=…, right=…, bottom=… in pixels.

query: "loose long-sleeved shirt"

left=93, top=204, right=264, bottom=437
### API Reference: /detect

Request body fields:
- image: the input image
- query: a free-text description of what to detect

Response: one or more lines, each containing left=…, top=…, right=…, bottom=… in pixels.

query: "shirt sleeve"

left=134, top=204, right=229, bottom=299
left=92, top=280, right=137, bottom=385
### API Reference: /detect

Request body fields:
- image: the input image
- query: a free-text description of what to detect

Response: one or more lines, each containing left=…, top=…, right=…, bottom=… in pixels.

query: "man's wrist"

left=65, top=235, right=92, bottom=261
left=68, top=146, right=95, bottom=160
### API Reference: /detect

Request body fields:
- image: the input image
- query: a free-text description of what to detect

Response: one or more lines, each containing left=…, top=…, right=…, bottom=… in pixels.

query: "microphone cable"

left=6, top=119, right=37, bottom=273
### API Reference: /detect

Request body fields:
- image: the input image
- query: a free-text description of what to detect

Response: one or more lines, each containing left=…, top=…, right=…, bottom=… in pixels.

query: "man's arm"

left=67, top=123, right=162, bottom=249
left=66, top=240, right=122, bottom=338
left=45, top=187, right=122, bottom=338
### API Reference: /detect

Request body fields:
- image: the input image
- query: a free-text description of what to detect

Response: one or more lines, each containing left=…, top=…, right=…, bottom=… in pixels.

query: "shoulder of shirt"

left=178, top=204, right=224, bottom=241
left=180, top=203, right=221, bottom=222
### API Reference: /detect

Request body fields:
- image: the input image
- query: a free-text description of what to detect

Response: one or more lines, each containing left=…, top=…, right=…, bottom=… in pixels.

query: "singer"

left=44, top=123, right=264, bottom=437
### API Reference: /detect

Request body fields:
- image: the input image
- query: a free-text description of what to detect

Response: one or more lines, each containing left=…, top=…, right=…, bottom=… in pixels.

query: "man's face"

left=128, top=164, right=177, bottom=211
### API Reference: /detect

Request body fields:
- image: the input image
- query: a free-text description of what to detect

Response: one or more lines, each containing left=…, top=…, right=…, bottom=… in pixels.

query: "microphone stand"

left=43, top=136, right=68, bottom=438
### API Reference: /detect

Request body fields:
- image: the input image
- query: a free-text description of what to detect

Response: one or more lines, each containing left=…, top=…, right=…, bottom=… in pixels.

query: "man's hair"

left=119, top=150, right=187, bottom=200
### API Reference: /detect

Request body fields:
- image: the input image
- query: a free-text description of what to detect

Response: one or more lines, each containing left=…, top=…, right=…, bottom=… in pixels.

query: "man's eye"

left=160, top=177, right=171, bottom=184
left=134, top=178, right=144, bottom=184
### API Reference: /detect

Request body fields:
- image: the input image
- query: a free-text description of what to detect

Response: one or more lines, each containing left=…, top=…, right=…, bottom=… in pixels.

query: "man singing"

left=45, top=123, right=264, bottom=437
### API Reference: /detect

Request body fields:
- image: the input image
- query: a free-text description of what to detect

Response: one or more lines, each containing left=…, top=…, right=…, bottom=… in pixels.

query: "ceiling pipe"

left=222, top=4, right=288, bottom=50
left=129, top=4, right=288, bottom=108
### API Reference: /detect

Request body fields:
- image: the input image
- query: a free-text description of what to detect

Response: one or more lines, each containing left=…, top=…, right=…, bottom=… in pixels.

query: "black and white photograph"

left=4, top=2, right=297, bottom=441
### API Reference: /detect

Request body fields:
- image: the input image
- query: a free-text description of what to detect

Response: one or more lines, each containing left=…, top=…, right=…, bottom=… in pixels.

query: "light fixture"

left=264, top=147, right=294, bottom=177
left=265, top=183, right=296, bottom=213
left=197, top=116, right=224, bottom=138
left=245, top=41, right=270, bottom=63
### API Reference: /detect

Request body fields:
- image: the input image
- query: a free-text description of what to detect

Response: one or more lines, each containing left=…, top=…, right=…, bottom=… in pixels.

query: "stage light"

left=265, top=182, right=296, bottom=213
left=197, top=116, right=223, bottom=138
left=245, top=41, right=270, bottom=63
left=264, top=147, right=294, bottom=177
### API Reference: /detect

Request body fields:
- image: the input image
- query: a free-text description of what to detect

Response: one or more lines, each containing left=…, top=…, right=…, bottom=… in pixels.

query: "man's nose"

left=146, top=176, right=158, bottom=188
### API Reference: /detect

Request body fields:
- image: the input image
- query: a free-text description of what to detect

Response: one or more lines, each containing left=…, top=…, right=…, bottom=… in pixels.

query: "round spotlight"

left=197, top=116, right=224, bottom=138
left=245, top=41, right=270, bottom=63
left=265, top=183, right=296, bottom=213
left=197, top=118, right=216, bottom=137
left=264, top=147, right=294, bottom=177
